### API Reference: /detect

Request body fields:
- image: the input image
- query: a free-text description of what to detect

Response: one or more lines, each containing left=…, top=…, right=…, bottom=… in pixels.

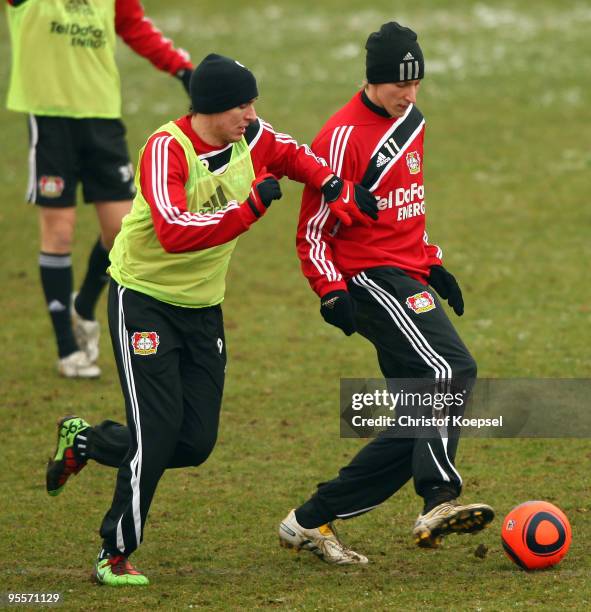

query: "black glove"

left=321, top=177, right=378, bottom=227
left=320, top=290, right=356, bottom=335
left=427, top=265, right=464, bottom=316
left=245, top=169, right=282, bottom=217
left=176, top=69, right=193, bottom=95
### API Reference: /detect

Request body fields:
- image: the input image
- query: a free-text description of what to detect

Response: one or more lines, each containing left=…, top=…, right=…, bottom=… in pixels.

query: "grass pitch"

left=1, top=1, right=590, bottom=610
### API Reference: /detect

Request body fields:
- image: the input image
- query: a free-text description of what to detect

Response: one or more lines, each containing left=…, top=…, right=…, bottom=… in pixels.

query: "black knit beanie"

left=191, top=54, right=258, bottom=114
left=365, top=22, right=425, bottom=83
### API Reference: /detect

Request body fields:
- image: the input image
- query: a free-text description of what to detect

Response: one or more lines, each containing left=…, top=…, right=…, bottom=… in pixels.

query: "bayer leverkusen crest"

left=131, top=331, right=160, bottom=355
left=39, top=175, right=65, bottom=198
left=406, top=151, right=421, bottom=174
left=406, top=291, right=436, bottom=314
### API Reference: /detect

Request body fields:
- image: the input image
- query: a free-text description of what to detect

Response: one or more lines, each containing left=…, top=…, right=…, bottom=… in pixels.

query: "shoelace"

left=318, top=522, right=358, bottom=557
left=433, top=501, right=460, bottom=515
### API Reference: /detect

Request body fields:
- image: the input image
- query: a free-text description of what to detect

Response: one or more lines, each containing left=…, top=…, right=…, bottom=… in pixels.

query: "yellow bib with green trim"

left=109, top=121, right=255, bottom=308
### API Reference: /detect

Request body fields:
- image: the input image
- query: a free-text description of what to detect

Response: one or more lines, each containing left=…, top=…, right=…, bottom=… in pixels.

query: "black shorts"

left=26, top=115, right=136, bottom=207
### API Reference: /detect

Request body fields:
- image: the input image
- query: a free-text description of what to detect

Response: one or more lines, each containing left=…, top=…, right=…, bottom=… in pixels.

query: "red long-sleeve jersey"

left=139, top=115, right=333, bottom=252
left=7, top=0, right=193, bottom=74
left=297, top=91, right=442, bottom=298
left=114, top=0, right=191, bottom=74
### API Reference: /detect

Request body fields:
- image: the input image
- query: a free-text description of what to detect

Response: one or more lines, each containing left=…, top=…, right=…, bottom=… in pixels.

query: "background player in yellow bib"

left=5, top=0, right=194, bottom=378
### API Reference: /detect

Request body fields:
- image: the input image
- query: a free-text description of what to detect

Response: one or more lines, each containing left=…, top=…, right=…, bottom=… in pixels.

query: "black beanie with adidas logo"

left=365, top=22, right=425, bottom=83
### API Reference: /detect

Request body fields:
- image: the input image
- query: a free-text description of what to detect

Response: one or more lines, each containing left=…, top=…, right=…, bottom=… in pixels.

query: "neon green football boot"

left=46, top=415, right=89, bottom=496
left=93, top=550, right=150, bottom=586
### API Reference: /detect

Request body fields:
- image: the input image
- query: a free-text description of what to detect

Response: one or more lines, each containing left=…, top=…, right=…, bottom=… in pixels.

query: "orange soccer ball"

left=502, top=501, right=572, bottom=570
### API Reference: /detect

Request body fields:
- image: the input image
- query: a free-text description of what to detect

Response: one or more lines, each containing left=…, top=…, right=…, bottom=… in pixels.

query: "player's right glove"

left=320, top=290, right=356, bottom=336
left=321, top=177, right=378, bottom=227
left=245, top=168, right=282, bottom=217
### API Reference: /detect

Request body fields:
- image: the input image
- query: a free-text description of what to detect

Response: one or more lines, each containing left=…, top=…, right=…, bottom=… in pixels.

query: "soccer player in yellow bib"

left=44, top=54, right=378, bottom=586
left=5, top=0, right=194, bottom=378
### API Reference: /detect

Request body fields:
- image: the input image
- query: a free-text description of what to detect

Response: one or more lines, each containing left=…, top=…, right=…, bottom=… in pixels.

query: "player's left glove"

left=320, top=290, right=356, bottom=336
left=176, top=68, right=193, bottom=96
left=321, top=177, right=378, bottom=228
left=427, top=265, right=464, bottom=316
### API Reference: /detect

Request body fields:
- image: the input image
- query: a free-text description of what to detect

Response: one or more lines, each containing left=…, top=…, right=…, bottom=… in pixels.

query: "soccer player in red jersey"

left=279, top=22, right=495, bottom=564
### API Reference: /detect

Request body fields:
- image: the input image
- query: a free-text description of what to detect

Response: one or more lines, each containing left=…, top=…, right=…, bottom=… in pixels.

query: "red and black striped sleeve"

left=247, top=119, right=333, bottom=189
left=115, top=0, right=193, bottom=75
left=296, top=129, right=347, bottom=297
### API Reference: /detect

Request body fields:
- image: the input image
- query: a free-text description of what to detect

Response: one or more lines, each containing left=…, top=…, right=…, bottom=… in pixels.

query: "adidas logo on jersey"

left=403, top=52, right=415, bottom=60
left=376, top=151, right=392, bottom=168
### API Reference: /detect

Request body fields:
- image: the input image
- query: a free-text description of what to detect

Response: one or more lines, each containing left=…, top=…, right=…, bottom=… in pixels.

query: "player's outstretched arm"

left=250, top=120, right=377, bottom=226
left=115, top=0, right=193, bottom=92
left=152, top=171, right=282, bottom=253
left=141, top=136, right=281, bottom=253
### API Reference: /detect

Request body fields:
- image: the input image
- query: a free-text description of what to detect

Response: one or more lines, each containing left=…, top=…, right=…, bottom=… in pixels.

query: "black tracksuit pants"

left=303, top=267, right=477, bottom=522
left=95, top=281, right=226, bottom=557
